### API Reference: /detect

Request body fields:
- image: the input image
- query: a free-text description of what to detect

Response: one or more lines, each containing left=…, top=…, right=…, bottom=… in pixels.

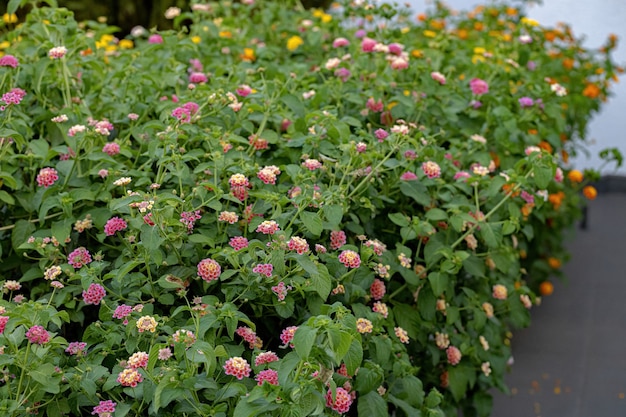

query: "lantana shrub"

left=0, top=0, right=622, bottom=416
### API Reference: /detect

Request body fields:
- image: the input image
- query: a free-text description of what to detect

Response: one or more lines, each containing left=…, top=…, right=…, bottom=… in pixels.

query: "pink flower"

left=280, top=326, right=298, bottom=347
left=68, top=247, right=92, bottom=269
left=338, top=250, right=361, bottom=269
left=229, top=173, right=250, bottom=188
left=117, top=368, right=143, bottom=387
left=257, top=165, right=280, bottom=185
left=218, top=211, right=238, bottom=224
left=104, top=217, right=127, bottom=236
left=332, top=37, right=350, bottom=48
left=253, top=263, right=273, bottom=278
left=366, top=97, right=384, bottom=113
left=128, top=113, right=139, bottom=120
left=36, top=167, right=59, bottom=188
left=189, top=72, right=208, bottom=84
left=388, top=43, right=404, bottom=55
left=223, top=357, right=251, bottom=380
left=236, top=84, right=252, bottom=97
left=271, top=282, right=290, bottom=301
left=0, top=316, right=9, bottom=334
left=48, top=46, right=67, bottom=59
left=92, top=400, right=116, bottom=417
left=422, top=161, right=441, bottom=179
left=148, top=34, right=163, bottom=44
left=102, top=142, right=120, bottom=156
left=370, top=279, right=386, bottom=300
left=520, top=190, right=535, bottom=204
left=83, top=283, right=106, bottom=305
left=330, top=230, right=347, bottom=250
left=469, top=78, right=489, bottom=95
left=356, top=318, right=373, bottom=334
left=325, top=387, right=353, bottom=414
left=197, top=258, right=221, bottom=282
left=255, top=351, right=279, bottom=366
left=98, top=169, right=109, bottom=178
left=287, top=236, right=309, bottom=254
left=236, top=326, right=258, bottom=349
left=180, top=210, right=202, bottom=233
left=0, top=55, right=19, bottom=68
left=127, top=351, right=149, bottom=369
left=518, top=96, right=534, bottom=108
left=173, top=329, right=196, bottom=347
left=158, top=348, right=172, bottom=360
left=390, top=57, right=409, bottom=70
left=256, top=369, right=279, bottom=386
left=555, top=167, right=564, bottom=183
left=1, top=87, right=26, bottom=108
left=394, top=326, right=409, bottom=344
left=446, top=346, right=462, bottom=365
left=356, top=142, right=367, bottom=153
left=431, top=71, right=446, bottom=85
left=256, top=220, right=280, bottom=235
left=302, top=159, right=322, bottom=171
left=26, top=325, right=50, bottom=345
left=229, top=236, right=249, bottom=251
left=492, top=284, right=508, bottom=300
left=334, top=67, right=351, bottom=82
left=400, top=172, right=418, bottom=181
left=454, top=171, right=470, bottom=180
left=361, top=37, right=378, bottom=52
left=113, top=304, right=132, bottom=323
left=372, top=301, right=388, bottom=318
left=374, top=128, right=388, bottom=142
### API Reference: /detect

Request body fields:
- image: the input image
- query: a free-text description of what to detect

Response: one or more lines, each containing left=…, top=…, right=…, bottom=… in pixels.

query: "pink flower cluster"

left=330, top=230, right=346, bottom=250
left=252, top=263, right=273, bottom=278
left=26, top=325, right=50, bottom=345
left=422, top=161, right=441, bottom=179
left=102, top=142, right=120, bottom=156
left=36, top=167, right=59, bottom=188
left=0, top=316, right=9, bottom=334
left=113, top=304, right=133, bottom=324
left=469, top=78, right=489, bottom=95
left=257, top=165, right=281, bottom=185
left=218, top=211, right=238, bottom=224
left=446, top=346, right=462, bottom=365
left=255, top=351, right=279, bottom=366
left=197, top=258, right=221, bottom=282
left=83, top=283, right=106, bottom=305
left=104, top=217, right=127, bottom=236
left=171, top=102, right=199, bottom=123
left=173, top=329, right=196, bottom=347
left=127, top=351, right=149, bottom=369
left=372, top=301, right=389, bottom=318
left=370, top=279, right=386, bottom=300
left=255, top=369, right=279, bottom=386
left=0, top=54, right=19, bottom=68
left=236, top=326, right=257, bottom=349
left=180, top=210, right=202, bottom=233
left=92, top=400, right=116, bottom=417
left=271, top=282, right=291, bottom=301
left=280, top=326, right=298, bottom=347
left=117, top=368, right=143, bottom=387
left=287, top=236, right=309, bottom=254
left=229, top=236, right=249, bottom=251
left=338, top=250, right=361, bottom=269
left=325, top=387, right=353, bottom=414
left=302, top=158, right=322, bottom=171
left=68, top=247, right=92, bottom=269
left=256, top=220, right=280, bottom=235
left=223, top=357, right=251, bottom=380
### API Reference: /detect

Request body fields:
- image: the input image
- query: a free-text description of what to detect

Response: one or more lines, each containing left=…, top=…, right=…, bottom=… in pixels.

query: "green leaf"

left=417, top=287, right=437, bottom=322
left=0, top=190, right=15, bottom=205
left=502, top=221, right=516, bottom=235
left=397, top=375, right=424, bottom=407
left=399, top=181, right=431, bottom=206
left=428, top=272, right=448, bottom=297
left=358, top=391, right=388, bottom=417
left=29, top=139, right=50, bottom=160
left=447, top=365, right=472, bottom=402
left=323, top=205, right=343, bottom=228
left=281, top=94, right=305, bottom=117
left=343, top=339, right=363, bottom=376
left=425, top=208, right=447, bottom=221
left=388, top=394, right=421, bottom=417
left=29, top=363, right=60, bottom=393
left=327, top=329, right=352, bottom=362
left=388, top=212, right=410, bottom=227
left=293, top=325, right=317, bottom=360
left=479, top=223, right=500, bottom=248
left=328, top=121, right=351, bottom=140
left=355, top=366, right=383, bottom=394
left=462, top=255, right=485, bottom=277
left=12, top=220, right=36, bottom=251
left=474, top=392, right=493, bottom=417
left=8, top=0, right=23, bottom=15
left=141, top=224, right=165, bottom=252
left=300, top=210, right=323, bottom=236
left=425, top=388, right=443, bottom=408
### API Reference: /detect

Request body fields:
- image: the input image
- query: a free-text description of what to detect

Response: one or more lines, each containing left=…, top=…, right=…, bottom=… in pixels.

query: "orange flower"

left=519, top=249, right=527, bottom=259
left=583, top=185, right=597, bottom=200
left=544, top=30, right=557, bottom=42
left=539, top=281, right=554, bottom=296
left=416, top=13, right=427, bottom=22
left=548, top=191, right=565, bottom=210
left=474, top=22, right=484, bottom=31
left=561, top=149, right=569, bottom=163
left=457, top=29, right=469, bottom=40
left=562, top=58, right=574, bottom=69
left=502, top=183, right=520, bottom=197
left=582, top=83, right=601, bottom=99
left=521, top=203, right=534, bottom=217
left=538, top=141, right=553, bottom=154
left=560, top=133, right=568, bottom=142
left=430, top=20, right=446, bottom=30
left=527, top=129, right=538, bottom=135
left=505, top=7, right=518, bottom=16
left=240, top=48, right=256, bottom=62
left=567, top=170, right=583, bottom=183
left=547, top=257, right=561, bottom=269
left=489, top=152, right=500, bottom=168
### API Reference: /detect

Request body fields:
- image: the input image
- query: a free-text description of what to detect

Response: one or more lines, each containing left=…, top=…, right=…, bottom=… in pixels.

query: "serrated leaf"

left=388, top=212, right=410, bottom=227
left=0, top=190, right=15, bottom=205
left=447, top=365, right=472, bottom=402
left=399, top=181, right=431, bottom=206
left=425, top=208, right=447, bottom=221
left=293, top=325, right=317, bottom=360
left=322, top=204, right=343, bottom=228
left=479, top=223, right=500, bottom=248
left=355, top=366, right=383, bottom=394
left=534, top=164, right=553, bottom=189
left=428, top=272, right=448, bottom=297
left=358, top=391, right=388, bottom=417
left=343, top=339, right=363, bottom=376
left=300, top=210, right=323, bottom=236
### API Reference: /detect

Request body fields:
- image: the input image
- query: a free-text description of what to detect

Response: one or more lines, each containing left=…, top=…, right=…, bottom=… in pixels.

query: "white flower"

left=164, top=7, right=181, bottom=19
left=471, top=134, right=487, bottom=144
left=113, top=177, right=132, bottom=186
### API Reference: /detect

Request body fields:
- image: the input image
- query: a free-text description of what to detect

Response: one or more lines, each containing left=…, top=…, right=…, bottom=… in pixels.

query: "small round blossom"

left=148, top=34, right=163, bottom=44
left=431, top=71, right=446, bottom=85
left=102, top=142, right=120, bottom=156
left=48, top=46, right=68, bottom=59
left=355, top=142, right=367, bottom=153
left=280, top=326, right=298, bottom=347
left=51, top=281, right=64, bottom=289
left=525, top=146, right=542, bottom=156
left=235, top=326, right=257, bottom=349
left=394, top=327, right=409, bottom=344
left=127, top=351, right=149, bottom=369
left=446, top=346, right=462, bottom=365
left=4, top=280, right=21, bottom=291
left=197, top=258, right=221, bottom=282
left=0, top=54, right=19, bottom=68
left=287, top=236, right=309, bottom=254
left=374, top=128, right=389, bottom=141
left=36, top=167, right=59, bottom=188
left=518, top=96, right=534, bottom=108
left=302, top=159, right=322, bottom=171
left=492, top=284, right=508, bottom=300
left=229, top=236, right=249, bottom=251
left=92, top=400, right=116, bottom=417
left=180, top=210, right=202, bottom=233
left=0, top=316, right=9, bottom=334
left=164, top=6, right=181, bottom=19
left=372, top=301, right=389, bottom=318
left=365, top=239, right=387, bottom=255
left=256, top=369, right=279, bottom=386
left=435, top=332, right=450, bottom=349
left=550, top=82, right=567, bottom=96
left=26, top=325, right=50, bottom=345
left=82, top=283, right=106, bottom=305
left=158, top=348, right=172, bottom=360
left=224, top=357, right=251, bottom=380
left=454, top=171, right=471, bottom=180
left=338, top=250, right=361, bottom=269
left=472, top=165, right=490, bottom=176
left=189, top=72, right=208, bottom=84
left=128, top=113, right=139, bottom=120
left=479, top=335, right=490, bottom=351
left=520, top=294, right=532, bottom=309
left=255, top=351, right=280, bottom=366
left=398, top=253, right=412, bottom=268
left=68, top=247, right=92, bottom=269
left=330, top=230, right=347, bottom=250
left=315, top=244, right=327, bottom=254
left=257, top=166, right=281, bottom=185
left=256, top=220, right=280, bottom=235
left=113, top=304, right=133, bottom=323
left=113, top=177, right=131, bottom=186
left=471, top=134, right=487, bottom=144
left=236, top=84, right=252, bottom=97
left=104, top=217, right=127, bottom=236
left=421, top=162, right=441, bottom=179
left=218, top=211, right=238, bottom=224
left=400, top=172, right=418, bottom=181
left=469, top=78, right=489, bottom=95
left=136, top=315, right=158, bottom=333
left=253, top=263, right=273, bottom=278
left=117, top=368, right=143, bottom=387
left=332, top=37, right=350, bottom=48
left=356, top=318, right=373, bottom=334
left=271, top=282, right=291, bottom=301
left=482, top=302, right=494, bottom=318
left=51, top=114, right=68, bottom=123
left=370, top=279, right=386, bottom=300
left=482, top=361, right=492, bottom=376
left=325, top=387, right=353, bottom=414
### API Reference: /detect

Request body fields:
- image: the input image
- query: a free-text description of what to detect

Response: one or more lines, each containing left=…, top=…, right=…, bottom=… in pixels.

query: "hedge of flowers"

left=0, top=0, right=622, bottom=416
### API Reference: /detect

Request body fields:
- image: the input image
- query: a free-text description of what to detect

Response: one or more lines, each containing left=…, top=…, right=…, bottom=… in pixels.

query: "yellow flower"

left=423, top=30, right=436, bottom=38
left=241, top=47, right=255, bottom=62
left=286, top=35, right=304, bottom=51
left=473, top=47, right=486, bottom=54
left=521, top=17, right=539, bottom=27
left=472, top=55, right=485, bottom=64
left=321, top=13, right=332, bottom=23
left=219, top=30, right=232, bottom=38
left=0, top=41, right=10, bottom=49
left=400, top=27, right=410, bottom=34
left=411, top=49, right=423, bottom=58
left=119, top=39, right=134, bottom=49
left=2, top=13, right=18, bottom=24
left=191, top=35, right=201, bottom=44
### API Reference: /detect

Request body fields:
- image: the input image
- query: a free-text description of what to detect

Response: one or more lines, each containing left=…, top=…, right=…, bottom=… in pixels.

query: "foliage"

left=0, top=0, right=621, bottom=416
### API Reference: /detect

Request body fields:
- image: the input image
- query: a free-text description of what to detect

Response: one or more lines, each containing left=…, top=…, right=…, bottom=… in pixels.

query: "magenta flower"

left=338, top=250, right=361, bottom=269
left=325, top=387, right=353, bottom=414
left=102, top=142, right=120, bottom=156
left=66, top=341, right=87, bottom=356
left=0, top=316, right=9, bottom=334
left=82, top=283, right=106, bottom=305
left=252, top=263, right=273, bottom=278
left=422, top=161, right=441, bottom=179
left=518, top=96, right=534, bottom=108
left=26, top=325, right=50, bottom=345
left=255, top=351, right=279, bottom=366
left=0, top=54, right=19, bottom=68
left=256, top=369, right=279, bottom=386
left=68, top=247, right=92, bottom=269
left=400, top=172, right=418, bottom=181
left=330, top=230, right=347, bottom=250
left=197, top=258, right=221, bottom=282
left=36, top=167, right=59, bottom=188
left=469, top=78, right=489, bottom=95
left=92, top=400, right=116, bottom=417
left=280, top=326, right=298, bottom=347
left=229, top=236, right=249, bottom=251
left=223, top=357, right=251, bottom=379
left=189, top=72, right=208, bottom=84
left=332, top=37, right=350, bottom=48
left=374, top=128, right=388, bottom=142
left=361, top=37, right=377, bottom=52
left=236, top=84, right=252, bottom=97
left=104, top=217, right=127, bottom=236
left=148, top=34, right=163, bottom=44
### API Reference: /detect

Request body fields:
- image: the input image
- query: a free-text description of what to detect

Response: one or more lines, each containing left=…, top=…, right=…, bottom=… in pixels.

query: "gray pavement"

left=491, top=191, right=626, bottom=417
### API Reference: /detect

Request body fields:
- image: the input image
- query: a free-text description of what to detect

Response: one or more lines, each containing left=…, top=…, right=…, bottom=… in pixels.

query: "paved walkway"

left=491, top=190, right=626, bottom=416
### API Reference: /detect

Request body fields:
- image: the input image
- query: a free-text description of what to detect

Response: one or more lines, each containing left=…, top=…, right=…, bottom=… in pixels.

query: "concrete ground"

left=491, top=191, right=626, bottom=417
